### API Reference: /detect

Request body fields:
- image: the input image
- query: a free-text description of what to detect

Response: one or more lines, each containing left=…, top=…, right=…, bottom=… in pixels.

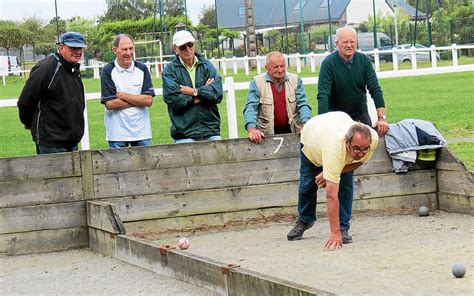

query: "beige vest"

left=253, top=72, right=302, bottom=135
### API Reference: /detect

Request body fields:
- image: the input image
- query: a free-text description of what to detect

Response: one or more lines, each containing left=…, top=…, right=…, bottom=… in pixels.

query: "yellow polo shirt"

left=179, top=56, right=198, bottom=88
left=301, top=111, right=379, bottom=183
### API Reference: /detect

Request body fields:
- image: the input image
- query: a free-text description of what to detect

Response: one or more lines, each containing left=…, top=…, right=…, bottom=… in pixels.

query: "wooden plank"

left=87, top=201, right=126, bottom=234
left=355, top=169, right=437, bottom=198
left=92, top=135, right=397, bottom=176
left=436, top=147, right=469, bottom=171
left=437, top=170, right=474, bottom=196
left=88, top=227, right=117, bottom=258
left=438, top=193, right=473, bottom=215
left=92, top=134, right=301, bottom=175
left=0, top=152, right=81, bottom=182
left=228, top=267, right=333, bottom=296
left=123, top=193, right=437, bottom=238
left=124, top=207, right=298, bottom=238
left=165, top=250, right=229, bottom=294
left=352, top=193, right=438, bottom=212
left=80, top=150, right=95, bottom=200
left=114, top=235, right=176, bottom=278
left=0, top=202, right=86, bottom=234
left=0, top=226, right=88, bottom=256
left=314, top=170, right=437, bottom=201
left=94, top=157, right=300, bottom=199
left=0, top=177, right=83, bottom=208
left=315, top=193, right=437, bottom=213
left=102, top=182, right=298, bottom=222
left=100, top=170, right=435, bottom=223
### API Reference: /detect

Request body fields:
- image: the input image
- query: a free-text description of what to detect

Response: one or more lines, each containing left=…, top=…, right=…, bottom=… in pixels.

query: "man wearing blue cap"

left=18, top=32, right=87, bottom=154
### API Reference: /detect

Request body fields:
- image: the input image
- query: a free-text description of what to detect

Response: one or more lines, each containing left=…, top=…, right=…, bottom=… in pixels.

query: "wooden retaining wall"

left=436, top=148, right=473, bottom=215
left=0, top=153, right=88, bottom=255
left=0, top=135, right=471, bottom=255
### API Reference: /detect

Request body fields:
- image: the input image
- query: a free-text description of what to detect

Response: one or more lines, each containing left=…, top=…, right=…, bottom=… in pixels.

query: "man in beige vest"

left=243, top=51, right=312, bottom=144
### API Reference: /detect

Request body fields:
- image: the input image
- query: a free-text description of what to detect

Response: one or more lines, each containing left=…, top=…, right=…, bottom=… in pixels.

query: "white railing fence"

left=2, top=44, right=474, bottom=86
left=1, top=63, right=472, bottom=151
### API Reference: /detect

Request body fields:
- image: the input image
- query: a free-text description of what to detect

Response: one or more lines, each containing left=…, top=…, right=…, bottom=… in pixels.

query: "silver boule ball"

left=452, top=264, right=466, bottom=278
left=418, top=206, right=429, bottom=217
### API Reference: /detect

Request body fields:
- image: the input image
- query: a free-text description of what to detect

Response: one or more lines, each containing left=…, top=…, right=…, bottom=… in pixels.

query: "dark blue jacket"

left=162, top=53, right=223, bottom=140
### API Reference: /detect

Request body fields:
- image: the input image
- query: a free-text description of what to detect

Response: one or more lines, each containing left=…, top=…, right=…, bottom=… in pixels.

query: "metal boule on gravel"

left=452, top=264, right=467, bottom=278
left=418, top=206, right=429, bottom=217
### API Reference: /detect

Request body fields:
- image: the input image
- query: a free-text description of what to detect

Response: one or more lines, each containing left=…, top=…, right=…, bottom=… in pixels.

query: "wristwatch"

left=378, top=115, right=387, bottom=121
left=193, top=88, right=198, bottom=97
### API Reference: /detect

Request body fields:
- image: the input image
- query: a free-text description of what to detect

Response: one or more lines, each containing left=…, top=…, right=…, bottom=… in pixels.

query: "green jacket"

left=162, top=53, right=223, bottom=140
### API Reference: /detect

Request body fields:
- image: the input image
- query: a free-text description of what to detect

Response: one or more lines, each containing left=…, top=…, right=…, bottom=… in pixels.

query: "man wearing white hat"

left=162, top=30, right=223, bottom=143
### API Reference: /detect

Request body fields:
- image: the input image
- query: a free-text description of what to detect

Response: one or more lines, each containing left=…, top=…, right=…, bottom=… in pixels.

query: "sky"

left=0, top=0, right=394, bottom=26
left=0, top=0, right=209, bottom=24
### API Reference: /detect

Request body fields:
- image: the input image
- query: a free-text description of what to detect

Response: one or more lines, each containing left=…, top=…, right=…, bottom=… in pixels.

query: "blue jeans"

left=36, top=145, right=78, bottom=155
left=174, top=135, right=221, bottom=144
left=297, top=145, right=354, bottom=231
left=108, top=139, right=151, bottom=149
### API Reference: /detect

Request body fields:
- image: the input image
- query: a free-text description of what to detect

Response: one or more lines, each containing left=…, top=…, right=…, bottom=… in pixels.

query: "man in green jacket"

left=317, top=27, right=389, bottom=135
left=162, top=30, right=223, bottom=143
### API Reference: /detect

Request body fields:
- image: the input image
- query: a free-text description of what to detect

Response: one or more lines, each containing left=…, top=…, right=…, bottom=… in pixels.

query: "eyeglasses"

left=178, top=43, right=194, bottom=51
left=347, top=141, right=370, bottom=154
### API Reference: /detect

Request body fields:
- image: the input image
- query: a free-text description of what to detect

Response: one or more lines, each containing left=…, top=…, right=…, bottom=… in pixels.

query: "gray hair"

left=335, top=27, right=357, bottom=41
left=345, top=122, right=372, bottom=143
left=113, top=34, right=135, bottom=48
left=266, top=51, right=285, bottom=65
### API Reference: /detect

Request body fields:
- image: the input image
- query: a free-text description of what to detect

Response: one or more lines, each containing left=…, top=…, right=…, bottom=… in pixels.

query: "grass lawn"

left=0, top=70, right=473, bottom=169
left=2, top=56, right=473, bottom=98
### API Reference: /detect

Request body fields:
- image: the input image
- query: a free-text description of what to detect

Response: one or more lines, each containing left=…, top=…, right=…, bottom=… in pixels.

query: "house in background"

left=216, top=0, right=350, bottom=30
left=346, top=0, right=426, bottom=26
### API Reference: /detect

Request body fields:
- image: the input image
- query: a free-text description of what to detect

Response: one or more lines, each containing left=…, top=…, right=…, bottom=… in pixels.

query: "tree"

left=31, top=17, right=65, bottom=57
left=19, top=17, right=44, bottom=61
left=221, top=29, right=240, bottom=43
left=402, top=0, right=473, bottom=45
left=406, top=0, right=471, bottom=13
left=0, top=21, right=25, bottom=57
left=165, top=0, right=185, bottom=17
left=431, top=0, right=474, bottom=45
left=48, top=16, right=67, bottom=39
left=101, top=0, right=153, bottom=22
left=199, top=4, right=217, bottom=29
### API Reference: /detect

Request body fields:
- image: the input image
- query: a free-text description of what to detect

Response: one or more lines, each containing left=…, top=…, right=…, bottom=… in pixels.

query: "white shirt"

left=101, top=60, right=154, bottom=142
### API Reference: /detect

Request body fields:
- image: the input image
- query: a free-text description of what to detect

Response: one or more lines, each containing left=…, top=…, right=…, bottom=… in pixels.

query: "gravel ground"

left=157, top=211, right=474, bottom=295
left=2, top=211, right=472, bottom=295
left=0, top=249, right=215, bottom=295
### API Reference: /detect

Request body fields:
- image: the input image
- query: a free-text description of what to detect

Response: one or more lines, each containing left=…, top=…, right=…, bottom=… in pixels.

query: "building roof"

left=216, top=0, right=350, bottom=30
left=385, top=0, right=427, bottom=20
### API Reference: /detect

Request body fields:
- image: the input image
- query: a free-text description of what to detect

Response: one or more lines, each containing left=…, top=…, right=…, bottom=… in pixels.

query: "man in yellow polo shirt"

left=287, top=111, right=379, bottom=250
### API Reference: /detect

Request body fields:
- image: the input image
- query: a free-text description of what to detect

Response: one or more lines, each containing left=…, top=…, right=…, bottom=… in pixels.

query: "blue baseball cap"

left=57, top=32, right=86, bottom=48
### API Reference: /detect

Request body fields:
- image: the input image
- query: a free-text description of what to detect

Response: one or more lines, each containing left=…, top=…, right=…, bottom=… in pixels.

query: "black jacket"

left=18, top=53, right=85, bottom=148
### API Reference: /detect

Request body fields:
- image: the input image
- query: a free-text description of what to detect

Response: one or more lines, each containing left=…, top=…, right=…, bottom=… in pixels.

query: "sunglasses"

left=178, top=42, right=194, bottom=51
left=347, top=141, right=370, bottom=154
